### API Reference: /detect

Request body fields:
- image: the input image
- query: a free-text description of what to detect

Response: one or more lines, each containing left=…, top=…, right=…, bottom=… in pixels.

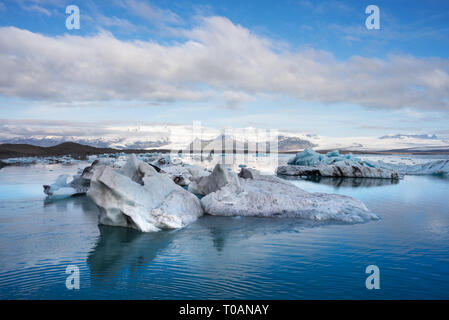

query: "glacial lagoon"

left=1, top=154, right=449, bottom=299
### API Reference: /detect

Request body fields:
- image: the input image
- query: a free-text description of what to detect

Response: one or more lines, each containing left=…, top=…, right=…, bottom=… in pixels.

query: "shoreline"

left=1, top=142, right=449, bottom=161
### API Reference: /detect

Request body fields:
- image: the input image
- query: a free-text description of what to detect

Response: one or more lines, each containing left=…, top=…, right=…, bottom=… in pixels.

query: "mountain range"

left=1, top=132, right=448, bottom=153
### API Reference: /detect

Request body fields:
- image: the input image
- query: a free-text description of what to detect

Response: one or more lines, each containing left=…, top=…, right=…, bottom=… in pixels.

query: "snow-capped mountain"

left=1, top=122, right=448, bottom=152
left=379, top=134, right=439, bottom=140
left=0, top=136, right=171, bottom=150
left=277, top=135, right=316, bottom=151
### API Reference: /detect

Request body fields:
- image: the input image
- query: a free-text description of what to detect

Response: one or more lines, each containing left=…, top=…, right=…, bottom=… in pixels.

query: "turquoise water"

left=1, top=157, right=449, bottom=299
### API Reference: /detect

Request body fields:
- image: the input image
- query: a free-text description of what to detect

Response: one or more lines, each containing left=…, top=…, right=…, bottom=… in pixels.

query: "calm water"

left=1, top=155, right=449, bottom=299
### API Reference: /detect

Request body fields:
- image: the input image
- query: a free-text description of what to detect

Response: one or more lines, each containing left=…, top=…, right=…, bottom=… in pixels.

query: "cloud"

left=21, top=4, right=52, bottom=16
left=97, top=15, right=137, bottom=30
left=0, top=16, right=448, bottom=111
left=0, top=118, right=175, bottom=138
left=14, top=0, right=65, bottom=16
left=123, top=0, right=182, bottom=26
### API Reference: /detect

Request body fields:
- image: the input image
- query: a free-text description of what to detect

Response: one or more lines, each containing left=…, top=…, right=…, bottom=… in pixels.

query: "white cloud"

left=21, top=4, right=52, bottom=16
left=124, top=0, right=182, bottom=26
left=0, top=16, right=448, bottom=111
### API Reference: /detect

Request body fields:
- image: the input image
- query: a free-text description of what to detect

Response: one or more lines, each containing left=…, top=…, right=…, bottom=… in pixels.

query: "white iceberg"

left=281, top=149, right=399, bottom=179
left=200, top=165, right=378, bottom=223
left=87, top=154, right=204, bottom=232
left=43, top=174, right=90, bottom=197
left=188, top=164, right=242, bottom=195
left=148, top=163, right=210, bottom=187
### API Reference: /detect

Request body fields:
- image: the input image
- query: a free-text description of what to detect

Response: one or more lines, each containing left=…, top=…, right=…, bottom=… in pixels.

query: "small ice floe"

left=42, top=159, right=107, bottom=198
left=279, top=149, right=399, bottom=179
left=87, top=154, right=203, bottom=232
left=197, top=164, right=378, bottom=223
left=3, top=157, right=38, bottom=165
left=43, top=174, right=90, bottom=198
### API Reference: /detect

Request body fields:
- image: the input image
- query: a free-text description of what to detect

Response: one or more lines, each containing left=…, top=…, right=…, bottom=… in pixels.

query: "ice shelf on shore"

left=87, top=154, right=204, bottom=232
left=375, top=159, right=449, bottom=175
left=280, top=149, right=399, bottom=179
left=199, top=165, right=378, bottom=223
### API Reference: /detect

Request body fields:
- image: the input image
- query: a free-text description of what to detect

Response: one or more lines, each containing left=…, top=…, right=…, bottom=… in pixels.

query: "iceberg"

left=281, top=149, right=399, bottom=179
left=148, top=163, right=210, bottom=187
left=42, top=159, right=108, bottom=197
left=285, top=148, right=449, bottom=176
left=277, top=163, right=399, bottom=179
left=199, top=165, right=378, bottom=223
left=188, top=164, right=243, bottom=195
left=87, top=154, right=204, bottom=232
left=43, top=174, right=90, bottom=197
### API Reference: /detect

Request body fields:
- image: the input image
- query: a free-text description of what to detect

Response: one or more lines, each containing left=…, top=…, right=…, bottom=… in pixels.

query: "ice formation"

left=2, top=155, right=80, bottom=166
left=284, top=148, right=449, bottom=176
left=160, top=164, right=209, bottom=187
left=199, top=165, right=378, bottom=223
left=277, top=164, right=399, bottom=179
left=281, top=149, right=399, bottom=179
left=87, top=154, right=204, bottom=232
left=188, top=164, right=243, bottom=195
left=43, top=174, right=90, bottom=197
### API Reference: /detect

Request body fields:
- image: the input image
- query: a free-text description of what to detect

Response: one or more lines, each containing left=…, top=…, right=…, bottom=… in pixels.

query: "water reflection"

left=87, top=225, right=177, bottom=284
left=278, top=174, right=400, bottom=188
left=197, top=216, right=344, bottom=253
left=43, top=194, right=98, bottom=212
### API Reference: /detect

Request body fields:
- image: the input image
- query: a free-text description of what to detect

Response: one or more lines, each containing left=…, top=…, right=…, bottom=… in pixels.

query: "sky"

left=0, top=0, right=449, bottom=141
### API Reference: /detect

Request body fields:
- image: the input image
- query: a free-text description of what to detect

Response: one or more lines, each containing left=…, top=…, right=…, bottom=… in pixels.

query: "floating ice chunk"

left=277, top=163, right=399, bottom=179
left=87, top=154, right=203, bottom=232
left=87, top=155, right=98, bottom=162
left=188, top=165, right=211, bottom=180
left=201, top=168, right=378, bottom=223
left=286, top=148, right=449, bottom=176
left=43, top=174, right=89, bottom=197
left=160, top=165, right=192, bottom=186
left=288, top=148, right=324, bottom=166
left=3, top=157, right=37, bottom=165
left=284, top=148, right=399, bottom=179
left=188, top=164, right=243, bottom=196
left=171, top=157, right=183, bottom=165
